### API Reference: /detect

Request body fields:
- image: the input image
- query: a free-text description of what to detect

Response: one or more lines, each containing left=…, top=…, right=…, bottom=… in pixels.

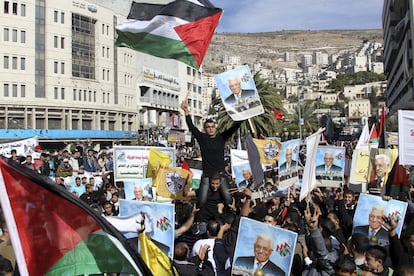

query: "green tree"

left=286, top=102, right=318, bottom=134
left=328, top=72, right=385, bottom=92
left=211, top=73, right=284, bottom=138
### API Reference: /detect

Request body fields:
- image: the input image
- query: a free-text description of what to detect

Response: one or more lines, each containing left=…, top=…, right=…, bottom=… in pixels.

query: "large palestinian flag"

left=115, top=0, right=222, bottom=69
left=0, top=158, right=151, bottom=276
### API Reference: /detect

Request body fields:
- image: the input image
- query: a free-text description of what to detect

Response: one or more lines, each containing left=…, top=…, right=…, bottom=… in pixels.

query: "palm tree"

left=210, top=73, right=285, bottom=138
left=287, top=102, right=318, bottom=134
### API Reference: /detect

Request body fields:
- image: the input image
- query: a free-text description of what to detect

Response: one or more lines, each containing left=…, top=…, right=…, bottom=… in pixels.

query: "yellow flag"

left=155, top=167, right=191, bottom=200
left=146, top=148, right=171, bottom=186
left=139, top=232, right=176, bottom=275
left=253, top=138, right=282, bottom=164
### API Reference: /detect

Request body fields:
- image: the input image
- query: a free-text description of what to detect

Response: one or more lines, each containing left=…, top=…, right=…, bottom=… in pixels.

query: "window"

left=3, top=84, right=9, bottom=97
left=106, top=47, right=109, bottom=58
left=107, top=70, right=109, bottom=81
left=73, top=89, right=76, bottom=101
left=20, top=57, right=25, bottom=70
left=102, top=24, right=105, bottom=34
left=88, top=90, right=91, bottom=101
left=12, top=29, right=17, bottom=42
left=54, top=87, right=58, bottom=99
left=54, top=10, right=58, bottom=22
left=3, top=56, right=9, bottom=69
left=4, top=1, right=9, bottom=13
left=54, top=61, right=58, bottom=73
left=12, top=57, right=17, bottom=69
left=61, top=88, right=65, bottom=99
left=106, top=25, right=109, bottom=35
left=103, top=92, right=105, bottom=103
left=54, top=36, right=58, bottom=48
left=61, top=62, right=64, bottom=74
left=60, top=12, right=64, bottom=24
left=187, top=66, right=191, bottom=75
left=20, top=30, right=25, bottom=43
left=12, top=84, right=17, bottom=97
left=12, top=2, right=17, bottom=15
left=102, top=46, right=105, bottom=57
left=78, top=90, right=81, bottom=100
left=93, top=91, right=96, bottom=102
left=102, top=69, right=105, bottom=80
left=60, top=37, right=64, bottom=49
left=20, top=85, right=25, bottom=97
left=83, top=90, right=87, bottom=101
left=3, top=28, right=9, bottom=41
left=20, top=4, right=25, bottom=16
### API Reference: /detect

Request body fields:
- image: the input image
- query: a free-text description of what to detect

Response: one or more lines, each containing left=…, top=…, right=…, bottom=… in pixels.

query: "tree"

left=210, top=73, right=284, bottom=138
left=286, top=102, right=318, bottom=134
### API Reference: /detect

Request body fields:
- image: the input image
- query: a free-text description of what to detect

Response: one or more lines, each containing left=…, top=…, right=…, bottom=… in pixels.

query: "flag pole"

left=184, top=73, right=197, bottom=101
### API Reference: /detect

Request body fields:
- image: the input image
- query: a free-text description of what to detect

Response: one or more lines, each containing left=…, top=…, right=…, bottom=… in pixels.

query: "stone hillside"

left=203, top=29, right=383, bottom=72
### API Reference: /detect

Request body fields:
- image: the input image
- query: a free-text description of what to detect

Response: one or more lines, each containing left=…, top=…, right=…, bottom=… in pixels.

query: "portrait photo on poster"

left=315, top=146, right=345, bottom=187
left=215, top=65, right=264, bottom=121
left=232, top=217, right=297, bottom=276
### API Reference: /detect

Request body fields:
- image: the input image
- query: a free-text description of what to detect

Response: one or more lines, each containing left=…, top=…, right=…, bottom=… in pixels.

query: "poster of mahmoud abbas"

left=118, top=199, right=175, bottom=258
left=113, top=146, right=175, bottom=181
left=230, top=149, right=252, bottom=189
left=232, top=217, right=297, bottom=276
left=215, top=65, right=264, bottom=121
left=353, top=193, right=407, bottom=240
left=278, top=139, right=301, bottom=189
left=124, top=178, right=153, bottom=201
left=315, top=146, right=345, bottom=187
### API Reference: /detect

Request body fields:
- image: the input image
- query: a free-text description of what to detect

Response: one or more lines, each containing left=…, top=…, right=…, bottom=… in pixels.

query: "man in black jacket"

left=181, top=100, right=241, bottom=207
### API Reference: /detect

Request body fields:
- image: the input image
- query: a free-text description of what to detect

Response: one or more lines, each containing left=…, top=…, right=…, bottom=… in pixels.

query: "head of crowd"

left=2, top=140, right=414, bottom=276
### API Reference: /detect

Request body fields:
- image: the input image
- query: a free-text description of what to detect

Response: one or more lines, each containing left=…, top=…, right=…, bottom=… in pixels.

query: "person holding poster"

left=181, top=101, right=241, bottom=208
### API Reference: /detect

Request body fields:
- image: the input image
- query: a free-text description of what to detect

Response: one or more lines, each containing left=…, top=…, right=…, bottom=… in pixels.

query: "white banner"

left=300, top=129, right=322, bottom=201
left=0, top=137, right=38, bottom=157
left=399, top=110, right=414, bottom=165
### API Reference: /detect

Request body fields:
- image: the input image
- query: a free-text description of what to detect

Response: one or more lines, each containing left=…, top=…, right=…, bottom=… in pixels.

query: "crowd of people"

left=0, top=100, right=414, bottom=276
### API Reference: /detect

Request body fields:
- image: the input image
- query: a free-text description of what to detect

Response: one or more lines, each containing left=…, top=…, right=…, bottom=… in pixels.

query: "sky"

left=208, top=0, right=383, bottom=33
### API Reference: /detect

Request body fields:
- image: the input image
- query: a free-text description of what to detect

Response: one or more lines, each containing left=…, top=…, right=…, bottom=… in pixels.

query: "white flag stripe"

left=116, top=15, right=189, bottom=40
left=0, top=170, right=29, bottom=276
left=355, top=122, right=369, bottom=150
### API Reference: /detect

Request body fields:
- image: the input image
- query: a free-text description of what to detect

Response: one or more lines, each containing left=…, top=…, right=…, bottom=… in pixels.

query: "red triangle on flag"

left=181, top=159, right=192, bottom=173
left=174, top=11, right=222, bottom=68
left=369, top=125, right=378, bottom=142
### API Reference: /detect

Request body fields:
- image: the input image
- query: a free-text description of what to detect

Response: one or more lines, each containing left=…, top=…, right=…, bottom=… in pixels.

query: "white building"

left=0, top=0, right=205, bottom=139
left=348, top=99, right=371, bottom=119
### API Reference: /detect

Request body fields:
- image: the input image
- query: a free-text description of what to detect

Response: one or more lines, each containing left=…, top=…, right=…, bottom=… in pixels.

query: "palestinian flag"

left=378, top=105, right=387, bottom=149
left=0, top=158, right=151, bottom=276
left=115, top=0, right=222, bottom=69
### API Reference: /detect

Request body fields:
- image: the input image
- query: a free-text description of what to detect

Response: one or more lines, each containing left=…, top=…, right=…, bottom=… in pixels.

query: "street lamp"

left=298, top=92, right=303, bottom=141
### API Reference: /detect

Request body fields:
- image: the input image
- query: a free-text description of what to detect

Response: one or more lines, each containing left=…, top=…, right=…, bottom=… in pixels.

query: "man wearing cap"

left=56, top=158, right=73, bottom=177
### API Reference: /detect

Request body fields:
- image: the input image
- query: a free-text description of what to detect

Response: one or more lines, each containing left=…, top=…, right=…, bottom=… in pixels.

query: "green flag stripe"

left=116, top=31, right=197, bottom=68
left=46, top=233, right=139, bottom=276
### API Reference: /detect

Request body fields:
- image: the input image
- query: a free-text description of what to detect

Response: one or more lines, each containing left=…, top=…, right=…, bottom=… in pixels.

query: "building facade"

left=382, top=0, right=414, bottom=114
left=0, top=0, right=204, bottom=141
